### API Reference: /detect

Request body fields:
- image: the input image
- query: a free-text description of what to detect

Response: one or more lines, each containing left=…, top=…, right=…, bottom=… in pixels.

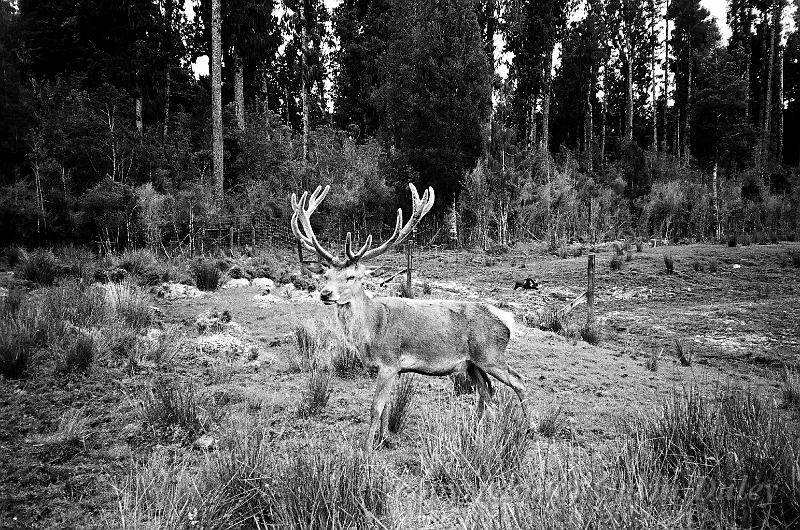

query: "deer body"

left=291, top=184, right=528, bottom=450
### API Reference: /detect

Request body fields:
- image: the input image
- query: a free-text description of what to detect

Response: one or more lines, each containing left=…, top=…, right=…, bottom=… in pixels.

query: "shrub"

left=635, top=239, right=643, bottom=252
left=572, top=246, right=583, bottom=258
left=611, top=242, right=623, bottom=256
left=0, top=319, right=34, bottom=378
left=728, top=234, right=737, bottom=247
left=579, top=323, right=599, bottom=345
left=193, top=261, right=222, bottom=291
left=388, top=374, right=416, bottom=435
left=536, top=405, right=567, bottom=437
left=691, top=259, right=705, bottom=272
left=16, top=249, right=61, bottom=286
left=119, top=248, right=157, bottom=276
left=420, top=393, right=529, bottom=498
left=708, top=258, right=719, bottom=273
left=609, top=255, right=622, bottom=270
left=57, top=245, right=96, bottom=282
left=5, top=246, right=28, bottom=268
left=58, top=333, right=96, bottom=373
left=140, top=379, right=206, bottom=440
left=782, top=366, right=800, bottom=408
left=299, top=368, right=331, bottom=417
left=663, top=253, right=674, bottom=274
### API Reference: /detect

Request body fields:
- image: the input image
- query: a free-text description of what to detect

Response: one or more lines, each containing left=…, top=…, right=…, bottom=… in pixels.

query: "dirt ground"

left=1, top=241, right=798, bottom=528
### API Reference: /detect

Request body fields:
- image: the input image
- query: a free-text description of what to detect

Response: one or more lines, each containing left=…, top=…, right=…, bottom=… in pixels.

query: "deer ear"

left=302, top=262, right=327, bottom=275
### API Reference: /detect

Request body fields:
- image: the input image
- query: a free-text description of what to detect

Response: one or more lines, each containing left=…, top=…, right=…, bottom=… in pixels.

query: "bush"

left=193, top=261, right=222, bottom=291
left=119, top=248, right=157, bottom=276
left=663, top=253, right=674, bottom=274
left=0, top=319, right=34, bottom=378
left=420, top=392, right=529, bottom=498
left=388, top=374, right=415, bottom=435
left=572, top=246, right=583, bottom=258
left=609, top=255, right=622, bottom=270
left=4, top=246, right=28, bottom=268
left=16, top=249, right=61, bottom=286
left=625, top=251, right=633, bottom=262
left=140, top=379, right=206, bottom=440
left=728, top=234, right=737, bottom=247
left=298, top=368, right=331, bottom=417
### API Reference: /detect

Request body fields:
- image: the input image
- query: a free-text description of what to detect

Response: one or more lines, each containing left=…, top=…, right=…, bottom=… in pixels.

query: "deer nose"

left=320, top=289, right=332, bottom=300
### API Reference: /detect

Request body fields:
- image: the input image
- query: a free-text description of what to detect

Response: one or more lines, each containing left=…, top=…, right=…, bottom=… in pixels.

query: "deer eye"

left=346, top=275, right=355, bottom=281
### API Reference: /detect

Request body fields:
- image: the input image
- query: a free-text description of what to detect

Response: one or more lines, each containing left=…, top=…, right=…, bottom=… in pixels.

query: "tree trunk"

left=261, top=66, right=271, bottom=133
left=163, top=0, right=174, bottom=138
left=683, top=58, right=692, bottom=166
left=300, top=4, right=310, bottom=162
left=540, top=48, right=554, bottom=152
left=762, top=6, right=777, bottom=166
left=600, top=69, right=607, bottom=164
left=713, top=161, right=720, bottom=240
left=661, top=5, right=669, bottom=154
left=625, top=54, right=633, bottom=143
left=585, top=78, right=593, bottom=171
left=650, top=0, right=658, bottom=151
left=211, top=0, right=224, bottom=204
left=528, top=96, right=537, bottom=149
left=484, top=0, right=496, bottom=157
left=235, top=51, right=245, bottom=130
left=135, top=95, right=143, bottom=135
left=777, top=46, right=783, bottom=163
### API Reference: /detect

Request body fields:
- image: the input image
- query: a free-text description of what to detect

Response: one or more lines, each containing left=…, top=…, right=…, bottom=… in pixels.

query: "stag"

left=291, top=184, right=528, bottom=450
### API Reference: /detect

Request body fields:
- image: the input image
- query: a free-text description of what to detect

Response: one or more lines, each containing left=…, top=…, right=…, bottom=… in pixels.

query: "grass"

left=193, top=260, right=222, bottom=291
left=579, top=323, right=599, bottom=345
left=292, top=320, right=322, bottom=372
left=16, top=249, right=61, bottom=286
left=298, top=368, right=331, bottom=417
left=635, top=239, right=643, bottom=252
left=119, top=248, right=157, bottom=276
left=611, top=242, right=624, bottom=255
left=536, top=404, right=567, bottom=437
left=0, top=318, right=35, bottom=378
left=782, top=366, right=800, bottom=408
left=419, top=392, right=529, bottom=499
left=331, top=343, right=364, bottom=378
left=388, top=374, right=416, bottom=434
left=398, top=280, right=414, bottom=298
left=664, top=253, right=674, bottom=274
left=58, top=332, right=96, bottom=373
left=535, top=309, right=563, bottom=334
left=140, top=379, right=206, bottom=441
left=0, top=286, right=24, bottom=316
left=625, top=251, right=633, bottom=262
left=105, top=281, right=153, bottom=330
left=708, top=258, right=719, bottom=273
left=674, top=339, right=693, bottom=366
left=692, top=259, right=705, bottom=272
left=645, top=347, right=662, bottom=371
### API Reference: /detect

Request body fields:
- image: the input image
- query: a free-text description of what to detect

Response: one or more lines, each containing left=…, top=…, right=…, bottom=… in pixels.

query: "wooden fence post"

left=587, top=253, right=595, bottom=327
left=405, top=228, right=415, bottom=296
left=296, top=239, right=304, bottom=265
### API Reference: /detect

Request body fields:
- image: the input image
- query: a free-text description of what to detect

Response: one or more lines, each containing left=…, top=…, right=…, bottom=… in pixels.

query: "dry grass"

left=579, top=323, right=599, bottom=345
left=645, top=347, right=662, bottom=372
left=193, top=260, right=222, bottom=291
left=0, top=318, right=35, bottom=378
left=16, top=249, right=61, bottom=286
left=298, top=368, right=331, bottom=417
left=782, top=366, right=800, bottom=408
left=105, top=281, right=153, bottom=330
left=140, top=379, right=206, bottom=440
left=674, top=339, right=694, bottom=366
left=388, top=374, right=416, bottom=435
left=57, top=332, right=96, bottom=373
left=536, top=404, right=567, bottom=438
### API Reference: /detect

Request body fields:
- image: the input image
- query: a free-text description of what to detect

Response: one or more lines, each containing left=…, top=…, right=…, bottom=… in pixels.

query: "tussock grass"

left=419, top=392, right=529, bottom=499
left=782, top=366, right=800, bottom=408
left=105, top=281, right=153, bottom=330
left=46, top=407, right=89, bottom=446
left=708, top=258, right=719, bottom=273
left=645, top=347, right=661, bottom=372
left=292, top=320, right=322, bottom=372
left=140, top=379, right=206, bottom=440
left=664, top=253, right=675, bottom=273
left=331, top=343, right=364, bottom=378
left=535, top=309, right=563, bottom=334
left=193, top=260, right=222, bottom=291
left=0, top=287, right=24, bottom=316
left=58, top=332, right=96, bottom=373
left=674, top=339, right=693, bottom=366
left=0, top=318, right=35, bottom=379
left=536, top=404, right=567, bottom=438
left=298, top=368, right=331, bottom=417
left=16, top=249, right=61, bottom=286
left=119, top=248, right=157, bottom=276
left=609, top=254, right=622, bottom=270
left=579, top=323, right=599, bottom=345
left=388, top=374, right=416, bottom=435
left=692, top=259, right=705, bottom=272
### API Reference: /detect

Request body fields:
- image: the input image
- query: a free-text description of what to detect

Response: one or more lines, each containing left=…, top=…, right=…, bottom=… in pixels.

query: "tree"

left=211, top=0, right=223, bottom=203
left=375, top=0, right=491, bottom=205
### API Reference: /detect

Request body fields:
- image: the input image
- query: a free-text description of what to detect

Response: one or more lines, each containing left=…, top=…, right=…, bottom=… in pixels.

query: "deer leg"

left=483, top=365, right=529, bottom=423
left=365, top=367, right=397, bottom=451
left=468, top=365, right=493, bottom=419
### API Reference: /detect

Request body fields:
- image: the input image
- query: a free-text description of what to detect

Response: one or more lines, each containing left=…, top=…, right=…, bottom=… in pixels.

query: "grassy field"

left=0, top=241, right=799, bottom=529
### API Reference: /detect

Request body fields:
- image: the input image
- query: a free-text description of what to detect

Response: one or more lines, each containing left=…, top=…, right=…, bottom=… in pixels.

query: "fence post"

left=296, top=239, right=304, bottom=265
left=406, top=228, right=415, bottom=296
left=586, top=253, right=595, bottom=328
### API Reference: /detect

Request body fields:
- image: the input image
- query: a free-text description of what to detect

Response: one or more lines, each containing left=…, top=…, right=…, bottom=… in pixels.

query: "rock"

left=195, top=310, right=243, bottom=336
left=120, top=422, right=141, bottom=439
left=0, top=287, right=7, bottom=299
left=196, top=333, right=246, bottom=357
left=154, top=282, right=203, bottom=300
left=104, top=443, right=131, bottom=460
left=222, top=278, right=250, bottom=289
left=193, top=434, right=217, bottom=451
left=252, top=277, right=275, bottom=291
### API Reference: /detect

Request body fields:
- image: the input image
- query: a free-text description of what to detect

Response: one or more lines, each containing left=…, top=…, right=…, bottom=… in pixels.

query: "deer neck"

left=334, top=287, right=378, bottom=351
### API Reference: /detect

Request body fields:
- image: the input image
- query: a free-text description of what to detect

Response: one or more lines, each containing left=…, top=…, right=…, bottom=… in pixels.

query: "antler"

left=290, top=183, right=435, bottom=266
left=290, top=185, right=344, bottom=267
left=355, top=183, right=435, bottom=262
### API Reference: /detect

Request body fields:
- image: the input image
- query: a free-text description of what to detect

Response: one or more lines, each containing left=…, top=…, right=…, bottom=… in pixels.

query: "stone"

left=252, top=277, right=275, bottom=291
left=154, top=282, right=203, bottom=300
left=193, top=434, right=217, bottom=451
left=222, top=278, right=250, bottom=289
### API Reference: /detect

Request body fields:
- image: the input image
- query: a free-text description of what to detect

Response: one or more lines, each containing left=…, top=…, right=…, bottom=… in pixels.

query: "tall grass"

left=298, top=368, right=331, bottom=417
left=140, top=379, right=206, bottom=440
left=0, top=318, right=35, bottom=378
left=105, top=281, right=153, bottom=330
left=16, top=249, right=61, bottom=286
left=193, top=261, right=222, bottom=291
left=388, top=374, right=416, bottom=434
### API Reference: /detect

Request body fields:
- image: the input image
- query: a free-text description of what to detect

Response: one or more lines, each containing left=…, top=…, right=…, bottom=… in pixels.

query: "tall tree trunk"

left=600, top=69, right=607, bottom=165
left=261, top=66, right=271, bottom=128
left=661, top=4, right=669, bottom=154
left=300, top=3, right=310, bottom=162
left=650, top=0, right=658, bottom=151
left=624, top=52, right=633, bottom=142
left=585, top=79, right=593, bottom=171
left=762, top=6, right=777, bottom=166
left=163, top=0, right=174, bottom=138
left=713, top=161, right=720, bottom=240
left=235, top=51, right=245, bottom=130
left=211, top=0, right=224, bottom=204
left=683, top=58, right=692, bottom=166
left=777, top=46, right=783, bottom=162
left=540, top=48, right=554, bottom=152
left=483, top=0, right=496, bottom=157
left=528, top=96, right=537, bottom=149
left=135, top=71, right=143, bottom=136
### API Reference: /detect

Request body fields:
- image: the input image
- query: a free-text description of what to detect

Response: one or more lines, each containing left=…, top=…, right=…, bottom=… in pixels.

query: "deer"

left=290, top=184, right=529, bottom=451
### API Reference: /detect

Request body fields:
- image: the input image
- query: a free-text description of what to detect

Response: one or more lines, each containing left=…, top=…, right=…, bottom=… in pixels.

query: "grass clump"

left=420, top=393, right=529, bottom=498
left=0, top=319, right=35, bottom=379
left=331, top=343, right=364, bottom=378
left=645, top=347, right=662, bottom=372
left=58, top=333, right=96, bottom=373
left=16, top=249, right=61, bottom=286
left=299, top=368, right=331, bottom=417
left=105, top=281, right=152, bottom=330
left=708, top=258, right=719, bottom=273
left=691, top=259, right=705, bottom=272
left=193, top=260, right=222, bottom=291
left=536, top=404, right=567, bottom=438
left=536, top=309, right=563, bottom=334
left=609, top=254, right=622, bottom=270
left=579, top=323, right=599, bottom=345
left=674, top=339, right=694, bottom=366
left=291, top=320, right=322, bottom=372
left=663, top=253, right=674, bottom=274
left=140, top=379, right=206, bottom=441
left=0, top=287, right=25, bottom=316
left=782, top=366, right=800, bottom=408
left=388, top=374, right=416, bottom=435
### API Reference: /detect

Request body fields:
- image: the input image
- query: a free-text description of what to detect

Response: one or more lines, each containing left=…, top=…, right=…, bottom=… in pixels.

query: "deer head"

left=290, top=183, right=435, bottom=305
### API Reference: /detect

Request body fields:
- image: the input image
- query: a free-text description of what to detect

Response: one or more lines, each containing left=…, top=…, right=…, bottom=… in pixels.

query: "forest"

left=0, top=0, right=799, bottom=250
